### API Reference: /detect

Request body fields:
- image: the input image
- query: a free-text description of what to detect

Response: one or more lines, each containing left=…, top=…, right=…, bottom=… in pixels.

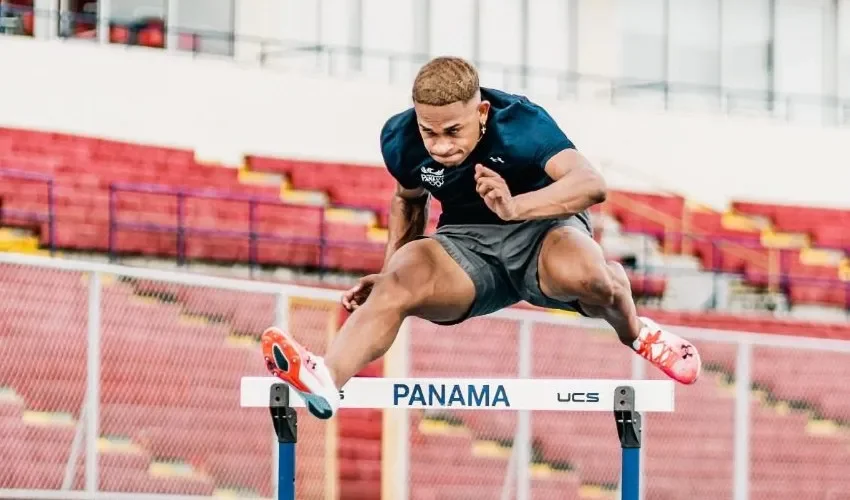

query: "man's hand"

left=474, top=164, right=518, bottom=221
left=341, top=274, right=380, bottom=312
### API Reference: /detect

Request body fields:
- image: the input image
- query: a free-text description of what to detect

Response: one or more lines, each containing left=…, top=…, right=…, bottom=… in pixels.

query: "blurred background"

left=0, top=1, right=849, bottom=499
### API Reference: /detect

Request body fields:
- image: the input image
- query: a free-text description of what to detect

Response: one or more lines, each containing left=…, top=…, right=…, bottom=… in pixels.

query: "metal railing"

left=0, top=167, right=56, bottom=254
left=108, top=182, right=332, bottom=269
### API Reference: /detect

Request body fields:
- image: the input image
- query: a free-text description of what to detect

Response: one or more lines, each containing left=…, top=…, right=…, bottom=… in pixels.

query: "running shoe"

left=261, top=327, right=340, bottom=419
left=633, top=317, right=701, bottom=385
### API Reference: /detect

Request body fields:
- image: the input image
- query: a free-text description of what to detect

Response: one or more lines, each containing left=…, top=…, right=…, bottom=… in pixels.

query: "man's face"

left=414, top=97, right=490, bottom=167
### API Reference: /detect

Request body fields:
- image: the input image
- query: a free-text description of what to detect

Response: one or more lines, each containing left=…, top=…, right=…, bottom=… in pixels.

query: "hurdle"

left=241, top=376, right=674, bottom=500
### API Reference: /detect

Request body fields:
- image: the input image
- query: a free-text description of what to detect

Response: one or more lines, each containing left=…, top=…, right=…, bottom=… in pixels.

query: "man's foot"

left=632, top=317, right=701, bottom=385
left=261, top=327, right=340, bottom=420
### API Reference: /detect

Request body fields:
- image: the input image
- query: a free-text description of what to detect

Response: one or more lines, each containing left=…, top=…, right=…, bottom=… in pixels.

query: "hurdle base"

left=614, top=385, right=642, bottom=500
left=270, top=383, right=298, bottom=444
left=614, top=385, right=641, bottom=448
left=270, top=383, right=297, bottom=500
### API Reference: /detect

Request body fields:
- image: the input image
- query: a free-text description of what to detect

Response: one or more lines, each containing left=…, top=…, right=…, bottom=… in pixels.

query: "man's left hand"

left=475, top=164, right=518, bottom=221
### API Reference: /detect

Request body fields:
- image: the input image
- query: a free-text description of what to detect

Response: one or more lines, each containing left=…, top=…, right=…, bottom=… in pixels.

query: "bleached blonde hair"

left=412, top=56, right=480, bottom=106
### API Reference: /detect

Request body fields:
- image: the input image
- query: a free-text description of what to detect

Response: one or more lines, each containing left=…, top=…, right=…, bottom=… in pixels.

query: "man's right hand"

left=341, top=274, right=380, bottom=312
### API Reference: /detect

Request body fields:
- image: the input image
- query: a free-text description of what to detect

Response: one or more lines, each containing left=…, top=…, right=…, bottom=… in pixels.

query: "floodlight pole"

left=270, top=383, right=297, bottom=500
left=614, top=385, right=642, bottom=500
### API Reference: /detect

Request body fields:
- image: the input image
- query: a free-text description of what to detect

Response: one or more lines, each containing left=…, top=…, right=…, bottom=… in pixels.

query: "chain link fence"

left=95, top=276, right=273, bottom=497
left=403, top=312, right=850, bottom=500
left=0, top=261, right=339, bottom=499
left=406, top=315, right=522, bottom=499
left=3, top=254, right=850, bottom=500
left=0, top=262, right=87, bottom=491
left=750, top=345, right=850, bottom=500
left=643, top=333, right=737, bottom=500
left=530, top=320, right=633, bottom=500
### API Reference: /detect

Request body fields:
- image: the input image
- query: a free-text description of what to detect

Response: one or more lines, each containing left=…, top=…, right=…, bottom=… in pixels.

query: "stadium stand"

left=2, top=125, right=850, bottom=499
left=1, top=126, right=847, bottom=314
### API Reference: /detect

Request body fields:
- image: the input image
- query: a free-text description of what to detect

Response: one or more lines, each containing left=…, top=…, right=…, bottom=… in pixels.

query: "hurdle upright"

left=241, top=376, right=673, bottom=500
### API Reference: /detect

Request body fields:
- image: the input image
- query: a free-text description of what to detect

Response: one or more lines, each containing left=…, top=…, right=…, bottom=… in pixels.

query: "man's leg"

left=323, top=238, right=476, bottom=386
left=262, top=238, right=477, bottom=418
left=535, top=225, right=701, bottom=384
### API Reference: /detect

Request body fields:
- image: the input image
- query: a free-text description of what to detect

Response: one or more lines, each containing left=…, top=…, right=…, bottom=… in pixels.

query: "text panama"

left=393, top=383, right=510, bottom=408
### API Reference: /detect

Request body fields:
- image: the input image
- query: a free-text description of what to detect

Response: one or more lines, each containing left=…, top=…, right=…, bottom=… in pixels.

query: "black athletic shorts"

left=417, top=215, right=593, bottom=326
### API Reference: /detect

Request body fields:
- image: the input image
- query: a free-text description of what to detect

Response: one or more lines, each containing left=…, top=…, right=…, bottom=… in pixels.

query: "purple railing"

left=0, top=180, right=801, bottom=311
left=0, top=168, right=56, bottom=255
left=108, top=182, right=342, bottom=269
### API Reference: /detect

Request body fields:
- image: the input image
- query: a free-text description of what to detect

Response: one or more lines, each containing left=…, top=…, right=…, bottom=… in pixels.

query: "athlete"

left=261, top=56, right=701, bottom=419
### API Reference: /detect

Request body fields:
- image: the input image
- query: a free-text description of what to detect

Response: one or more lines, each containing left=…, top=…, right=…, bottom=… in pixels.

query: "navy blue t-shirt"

left=380, top=87, right=581, bottom=227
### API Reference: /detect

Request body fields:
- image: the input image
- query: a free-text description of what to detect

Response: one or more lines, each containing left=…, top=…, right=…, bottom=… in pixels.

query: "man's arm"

left=511, top=149, right=607, bottom=220
left=382, top=182, right=429, bottom=270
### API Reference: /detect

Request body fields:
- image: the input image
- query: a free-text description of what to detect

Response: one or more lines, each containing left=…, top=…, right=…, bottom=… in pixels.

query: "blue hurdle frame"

left=268, top=383, right=642, bottom=500
left=269, top=384, right=297, bottom=500
left=614, top=385, right=642, bottom=500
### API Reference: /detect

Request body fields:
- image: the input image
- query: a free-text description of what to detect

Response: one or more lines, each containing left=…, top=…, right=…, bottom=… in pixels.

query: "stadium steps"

left=234, top=161, right=392, bottom=258
left=236, top=162, right=328, bottom=206
left=713, top=362, right=850, bottom=442
left=0, top=227, right=42, bottom=254
left=236, top=161, right=389, bottom=249
left=416, top=413, right=612, bottom=498
left=0, top=388, right=216, bottom=493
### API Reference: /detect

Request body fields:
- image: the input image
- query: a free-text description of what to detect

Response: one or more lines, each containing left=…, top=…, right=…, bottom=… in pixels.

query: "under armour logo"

left=490, top=156, right=504, bottom=164
left=305, top=356, right=317, bottom=370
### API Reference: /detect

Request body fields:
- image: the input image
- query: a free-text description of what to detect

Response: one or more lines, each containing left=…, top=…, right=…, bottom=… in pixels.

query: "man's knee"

left=583, top=267, right=619, bottom=306
left=367, top=270, right=424, bottom=314
left=547, top=260, right=625, bottom=306
left=576, top=262, right=628, bottom=306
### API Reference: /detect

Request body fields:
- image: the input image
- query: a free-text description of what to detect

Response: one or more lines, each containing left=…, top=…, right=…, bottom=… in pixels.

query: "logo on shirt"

left=420, top=166, right=445, bottom=188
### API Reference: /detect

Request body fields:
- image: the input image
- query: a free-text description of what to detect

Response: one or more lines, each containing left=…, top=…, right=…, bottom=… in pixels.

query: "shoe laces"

left=636, top=329, right=680, bottom=369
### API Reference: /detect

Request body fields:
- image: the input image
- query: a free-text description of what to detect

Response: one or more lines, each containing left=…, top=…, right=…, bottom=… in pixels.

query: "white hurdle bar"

left=241, top=377, right=675, bottom=500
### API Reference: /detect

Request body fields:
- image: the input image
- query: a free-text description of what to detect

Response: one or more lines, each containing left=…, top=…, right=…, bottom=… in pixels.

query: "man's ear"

left=478, top=100, right=491, bottom=123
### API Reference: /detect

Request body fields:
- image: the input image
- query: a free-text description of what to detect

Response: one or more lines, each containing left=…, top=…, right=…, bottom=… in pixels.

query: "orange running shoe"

left=261, top=327, right=340, bottom=420
left=633, top=317, right=701, bottom=385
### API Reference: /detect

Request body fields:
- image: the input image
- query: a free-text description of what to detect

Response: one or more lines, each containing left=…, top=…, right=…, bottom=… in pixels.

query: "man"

left=261, top=56, right=701, bottom=420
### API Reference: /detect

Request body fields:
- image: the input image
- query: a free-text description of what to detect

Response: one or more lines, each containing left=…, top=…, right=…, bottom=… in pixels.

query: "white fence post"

left=516, top=319, right=533, bottom=500
left=394, top=318, right=411, bottom=500
left=381, top=316, right=411, bottom=500
left=733, top=341, right=752, bottom=500
left=85, top=271, right=101, bottom=493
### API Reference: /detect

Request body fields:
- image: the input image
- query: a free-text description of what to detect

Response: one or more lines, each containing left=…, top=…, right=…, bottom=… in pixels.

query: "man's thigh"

left=501, top=215, right=595, bottom=314
left=382, top=237, right=479, bottom=324
left=420, top=226, right=521, bottom=325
